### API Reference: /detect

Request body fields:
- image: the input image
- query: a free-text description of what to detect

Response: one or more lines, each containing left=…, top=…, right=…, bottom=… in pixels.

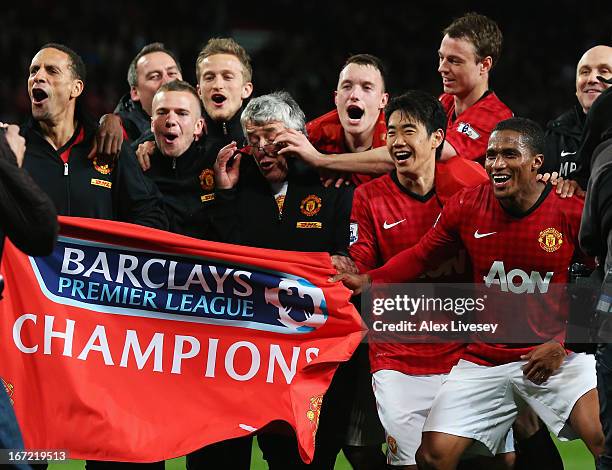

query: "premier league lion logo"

left=264, top=277, right=328, bottom=332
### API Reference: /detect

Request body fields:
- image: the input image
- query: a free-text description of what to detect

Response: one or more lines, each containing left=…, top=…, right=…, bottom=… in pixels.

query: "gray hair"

left=240, top=91, right=307, bottom=136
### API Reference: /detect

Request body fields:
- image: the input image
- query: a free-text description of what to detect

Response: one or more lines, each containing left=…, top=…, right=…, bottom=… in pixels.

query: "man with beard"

left=21, top=43, right=167, bottom=230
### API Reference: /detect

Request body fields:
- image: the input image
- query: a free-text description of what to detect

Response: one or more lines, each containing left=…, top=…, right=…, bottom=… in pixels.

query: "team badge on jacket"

left=538, top=227, right=563, bottom=252
left=92, top=156, right=113, bottom=175
left=199, top=168, right=215, bottom=191
left=300, top=194, right=322, bottom=216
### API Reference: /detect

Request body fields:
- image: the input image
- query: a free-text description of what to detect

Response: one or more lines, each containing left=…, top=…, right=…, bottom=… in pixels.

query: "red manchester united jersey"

left=306, top=109, right=387, bottom=186
left=440, top=92, right=513, bottom=165
left=369, top=183, right=584, bottom=366
left=350, top=159, right=488, bottom=374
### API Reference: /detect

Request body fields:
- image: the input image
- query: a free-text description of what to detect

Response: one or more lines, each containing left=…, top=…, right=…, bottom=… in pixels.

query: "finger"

left=87, top=140, right=98, bottom=160
left=522, top=358, right=537, bottom=376
left=103, top=135, right=114, bottom=156
left=335, top=178, right=344, bottom=188
left=113, top=135, right=122, bottom=156
left=322, top=178, right=334, bottom=188
left=329, top=273, right=346, bottom=283
left=535, top=174, right=543, bottom=182
left=142, top=153, right=151, bottom=171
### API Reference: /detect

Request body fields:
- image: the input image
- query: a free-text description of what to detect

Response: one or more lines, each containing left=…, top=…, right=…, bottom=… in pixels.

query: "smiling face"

left=386, top=110, right=442, bottom=180
left=197, top=53, right=253, bottom=122
left=575, top=45, right=612, bottom=113
left=151, top=90, right=204, bottom=158
left=245, top=120, right=289, bottom=184
left=437, top=35, right=488, bottom=99
left=335, top=63, right=388, bottom=139
left=131, top=51, right=181, bottom=116
left=28, top=47, right=83, bottom=124
left=485, top=129, right=542, bottom=203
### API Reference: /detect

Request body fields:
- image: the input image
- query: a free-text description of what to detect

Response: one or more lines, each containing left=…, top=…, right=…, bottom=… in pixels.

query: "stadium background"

left=3, top=0, right=611, bottom=468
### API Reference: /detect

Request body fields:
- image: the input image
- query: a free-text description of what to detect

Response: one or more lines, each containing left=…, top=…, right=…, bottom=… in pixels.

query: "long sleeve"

left=115, top=143, right=168, bottom=230
left=368, top=193, right=463, bottom=284
left=349, top=186, right=380, bottom=272
left=0, top=137, right=58, bottom=256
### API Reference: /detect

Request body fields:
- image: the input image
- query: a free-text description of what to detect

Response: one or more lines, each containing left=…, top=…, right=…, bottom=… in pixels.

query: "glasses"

left=244, top=141, right=284, bottom=157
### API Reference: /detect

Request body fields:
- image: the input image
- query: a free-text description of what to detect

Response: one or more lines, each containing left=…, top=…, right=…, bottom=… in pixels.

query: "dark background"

left=1, top=1, right=611, bottom=127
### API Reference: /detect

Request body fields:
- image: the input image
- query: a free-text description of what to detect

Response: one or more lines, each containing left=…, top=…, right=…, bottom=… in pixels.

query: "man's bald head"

left=576, top=45, right=612, bottom=113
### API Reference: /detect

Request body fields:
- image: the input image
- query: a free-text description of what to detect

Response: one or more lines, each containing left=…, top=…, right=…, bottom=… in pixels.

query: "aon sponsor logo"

left=483, top=261, right=553, bottom=294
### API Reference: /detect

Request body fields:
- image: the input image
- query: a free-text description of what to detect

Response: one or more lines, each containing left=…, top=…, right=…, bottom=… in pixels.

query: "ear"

left=532, top=153, right=543, bottom=172
left=431, top=129, right=444, bottom=150
left=130, top=86, right=140, bottom=102
left=194, top=117, right=205, bottom=139
left=70, top=79, right=84, bottom=99
left=480, top=56, right=493, bottom=75
left=333, top=90, right=338, bottom=107
left=380, top=92, right=389, bottom=109
left=241, top=81, right=254, bottom=100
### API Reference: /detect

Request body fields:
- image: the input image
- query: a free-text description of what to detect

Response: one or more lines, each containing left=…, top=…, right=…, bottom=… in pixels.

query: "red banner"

left=0, top=217, right=365, bottom=463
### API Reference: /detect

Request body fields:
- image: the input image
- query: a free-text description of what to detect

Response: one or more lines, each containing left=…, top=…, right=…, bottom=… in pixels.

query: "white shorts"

left=423, top=353, right=597, bottom=455
left=373, top=370, right=446, bottom=466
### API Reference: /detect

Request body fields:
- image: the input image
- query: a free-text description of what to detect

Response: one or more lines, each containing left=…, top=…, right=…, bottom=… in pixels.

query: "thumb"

left=520, top=350, right=533, bottom=360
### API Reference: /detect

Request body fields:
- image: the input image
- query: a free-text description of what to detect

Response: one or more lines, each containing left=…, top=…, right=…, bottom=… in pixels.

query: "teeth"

left=395, top=152, right=411, bottom=161
left=493, top=175, right=510, bottom=182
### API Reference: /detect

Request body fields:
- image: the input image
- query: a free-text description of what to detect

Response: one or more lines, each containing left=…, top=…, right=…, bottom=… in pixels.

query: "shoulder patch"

left=456, top=122, right=480, bottom=140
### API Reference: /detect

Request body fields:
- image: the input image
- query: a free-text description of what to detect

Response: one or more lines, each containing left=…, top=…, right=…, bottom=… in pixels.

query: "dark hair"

left=384, top=90, right=447, bottom=159
left=39, top=43, right=86, bottom=82
left=443, top=12, right=503, bottom=67
left=154, top=80, right=202, bottom=114
left=342, top=53, right=386, bottom=90
left=195, top=37, right=252, bottom=82
left=127, top=42, right=182, bottom=87
left=493, top=117, right=545, bottom=155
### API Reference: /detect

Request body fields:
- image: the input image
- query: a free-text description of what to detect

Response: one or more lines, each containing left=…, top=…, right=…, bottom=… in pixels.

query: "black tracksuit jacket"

left=21, top=113, right=167, bottom=230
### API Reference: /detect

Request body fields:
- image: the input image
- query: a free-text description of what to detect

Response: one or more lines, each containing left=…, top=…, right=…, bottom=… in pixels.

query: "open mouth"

left=163, top=133, right=179, bottom=144
left=394, top=151, right=412, bottom=162
left=211, top=94, right=226, bottom=104
left=492, top=174, right=511, bottom=185
left=347, top=105, right=364, bottom=120
left=259, top=160, right=275, bottom=171
left=31, top=88, right=48, bottom=104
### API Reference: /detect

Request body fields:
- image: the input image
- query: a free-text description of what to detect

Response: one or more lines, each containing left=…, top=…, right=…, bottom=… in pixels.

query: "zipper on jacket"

left=172, top=158, right=177, bottom=170
left=64, top=162, right=69, bottom=175
left=222, top=122, right=228, bottom=136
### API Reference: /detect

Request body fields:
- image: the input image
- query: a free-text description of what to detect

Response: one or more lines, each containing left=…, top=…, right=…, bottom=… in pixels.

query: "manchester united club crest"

left=387, top=436, right=398, bottom=455
left=199, top=168, right=215, bottom=192
left=1, top=377, right=14, bottom=405
left=306, top=394, right=324, bottom=437
left=93, top=156, right=113, bottom=175
left=300, top=195, right=322, bottom=217
left=538, top=227, right=563, bottom=252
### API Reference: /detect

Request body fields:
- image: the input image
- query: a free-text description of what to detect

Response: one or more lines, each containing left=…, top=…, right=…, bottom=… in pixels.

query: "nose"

left=489, top=154, right=507, bottom=170
left=32, top=68, right=47, bottom=83
left=165, top=111, right=178, bottom=126
left=392, top=133, right=406, bottom=146
left=211, top=74, right=224, bottom=89
left=438, top=58, right=447, bottom=73
left=586, top=69, right=600, bottom=84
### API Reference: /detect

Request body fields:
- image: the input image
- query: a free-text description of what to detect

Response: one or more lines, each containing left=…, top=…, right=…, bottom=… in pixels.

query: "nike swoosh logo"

left=383, top=219, right=406, bottom=230
left=474, top=230, right=497, bottom=239
left=560, top=151, right=576, bottom=157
